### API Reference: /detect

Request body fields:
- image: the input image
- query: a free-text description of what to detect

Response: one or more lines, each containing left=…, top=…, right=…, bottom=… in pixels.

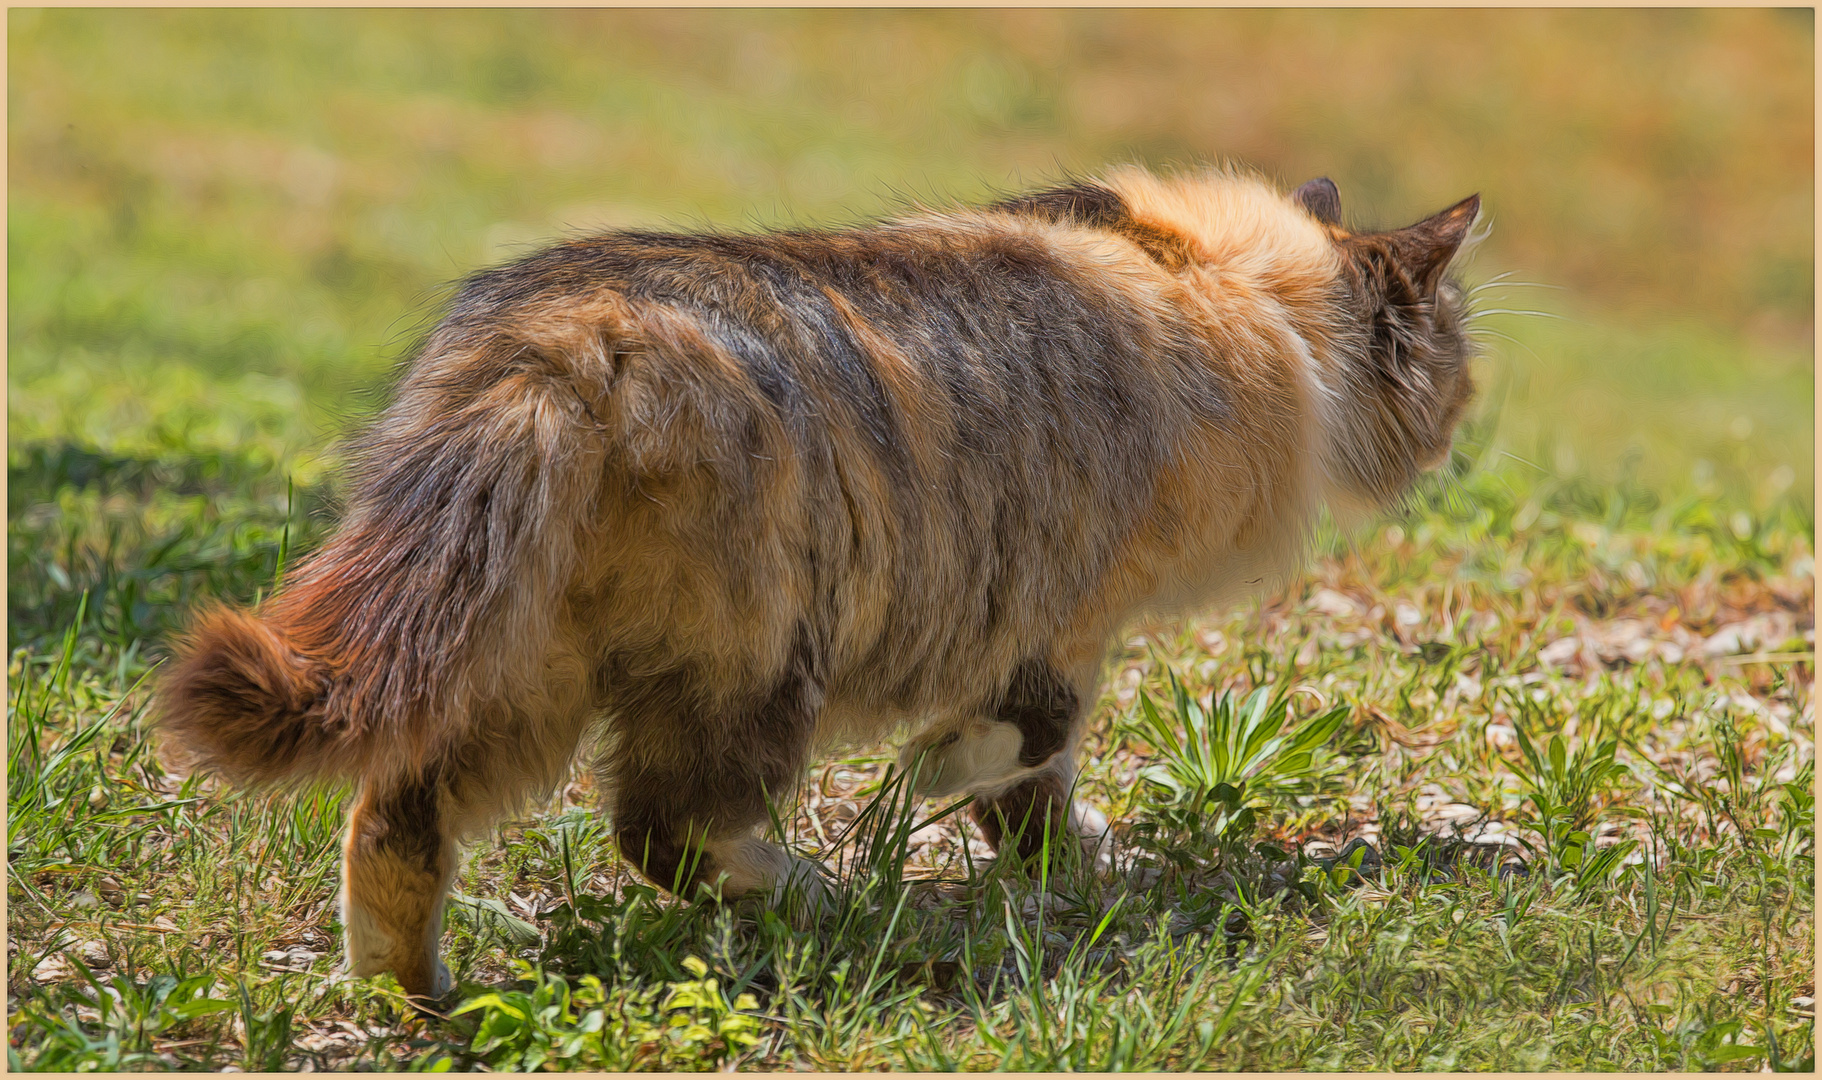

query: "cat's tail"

left=156, top=605, right=351, bottom=786
left=156, top=310, right=615, bottom=788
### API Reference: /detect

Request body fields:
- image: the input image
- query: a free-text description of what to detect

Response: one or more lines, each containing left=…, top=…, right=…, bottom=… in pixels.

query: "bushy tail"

left=157, top=313, right=617, bottom=787
left=155, top=604, right=354, bottom=786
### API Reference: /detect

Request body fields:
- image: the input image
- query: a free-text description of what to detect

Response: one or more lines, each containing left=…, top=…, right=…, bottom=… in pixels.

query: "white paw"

left=900, top=719, right=1025, bottom=797
left=1072, top=801, right=1115, bottom=873
left=708, top=837, right=831, bottom=920
left=772, top=855, right=833, bottom=925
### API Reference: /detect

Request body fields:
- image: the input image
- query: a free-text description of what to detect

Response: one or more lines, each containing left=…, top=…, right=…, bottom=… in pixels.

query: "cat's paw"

left=772, top=855, right=833, bottom=926
left=710, top=837, right=832, bottom=923
left=402, top=960, right=455, bottom=1016
left=1072, top=801, right=1115, bottom=874
left=428, top=958, right=453, bottom=998
left=900, top=718, right=1025, bottom=797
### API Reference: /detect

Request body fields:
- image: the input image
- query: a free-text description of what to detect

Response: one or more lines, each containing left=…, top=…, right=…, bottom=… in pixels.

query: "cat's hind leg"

left=343, top=683, right=597, bottom=1002
left=341, top=771, right=457, bottom=1001
left=604, top=635, right=827, bottom=915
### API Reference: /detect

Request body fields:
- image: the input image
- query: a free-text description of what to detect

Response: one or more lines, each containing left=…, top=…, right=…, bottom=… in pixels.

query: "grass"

left=7, top=8, right=1813, bottom=1072
left=7, top=451, right=1813, bottom=1070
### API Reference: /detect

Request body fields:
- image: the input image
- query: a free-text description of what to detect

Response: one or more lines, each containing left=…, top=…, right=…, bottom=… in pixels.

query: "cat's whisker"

left=1497, top=449, right=1549, bottom=474
left=1471, top=307, right=1565, bottom=321
left=1470, top=282, right=1563, bottom=295
left=1468, top=274, right=1562, bottom=295
left=1467, top=328, right=1546, bottom=371
left=1468, top=327, right=1533, bottom=351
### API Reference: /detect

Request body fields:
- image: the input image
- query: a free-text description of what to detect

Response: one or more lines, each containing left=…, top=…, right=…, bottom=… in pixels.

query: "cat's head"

left=1294, top=177, right=1480, bottom=508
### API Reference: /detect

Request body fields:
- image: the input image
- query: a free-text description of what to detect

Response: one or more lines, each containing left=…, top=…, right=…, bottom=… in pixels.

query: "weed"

left=1506, top=717, right=1630, bottom=879
left=8, top=959, right=237, bottom=1072
left=451, top=956, right=763, bottom=1071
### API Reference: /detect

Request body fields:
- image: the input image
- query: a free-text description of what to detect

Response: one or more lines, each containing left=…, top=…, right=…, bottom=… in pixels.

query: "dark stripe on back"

left=990, top=182, right=1195, bottom=271
left=990, top=183, right=1131, bottom=231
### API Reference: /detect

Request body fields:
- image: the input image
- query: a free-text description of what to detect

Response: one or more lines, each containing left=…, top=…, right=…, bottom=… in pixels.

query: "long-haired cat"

left=157, top=166, right=1479, bottom=999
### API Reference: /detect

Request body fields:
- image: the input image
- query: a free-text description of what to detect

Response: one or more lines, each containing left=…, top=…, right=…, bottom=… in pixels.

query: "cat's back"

left=435, top=203, right=1223, bottom=459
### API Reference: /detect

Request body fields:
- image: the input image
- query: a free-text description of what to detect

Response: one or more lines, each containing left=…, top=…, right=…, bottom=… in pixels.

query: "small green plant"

left=453, top=956, right=764, bottom=1072
left=1774, top=760, right=1814, bottom=872
left=1639, top=709, right=1805, bottom=853
left=451, top=963, right=601, bottom=1072
left=1131, top=673, right=1348, bottom=846
left=1137, top=675, right=1350, bottom=803
left=1507, top=720, right=1634, bottom=887
left=8, top=960, right=238, bottom=1072
left=234, top=979, right=299, bottom=1072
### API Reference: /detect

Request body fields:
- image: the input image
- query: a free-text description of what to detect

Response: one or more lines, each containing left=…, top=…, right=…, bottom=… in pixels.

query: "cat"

left=157, top=165, right=1479, bottom=1000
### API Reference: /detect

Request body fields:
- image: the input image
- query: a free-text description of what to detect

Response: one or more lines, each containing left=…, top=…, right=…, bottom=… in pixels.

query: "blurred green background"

left=8, top=9, right=1814, bottom=554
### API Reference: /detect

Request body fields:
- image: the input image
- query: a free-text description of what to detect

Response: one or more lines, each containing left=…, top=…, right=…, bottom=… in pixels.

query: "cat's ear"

left=1391, top=194, right=1480, bottom=293
left=1292, top=177, right=1342, bottom=225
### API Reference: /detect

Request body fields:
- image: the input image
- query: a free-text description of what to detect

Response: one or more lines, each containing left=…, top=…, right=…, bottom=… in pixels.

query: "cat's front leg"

left=968, top=760, right=1115, bottom=871
left=901, top=658, right=1112, bottom=870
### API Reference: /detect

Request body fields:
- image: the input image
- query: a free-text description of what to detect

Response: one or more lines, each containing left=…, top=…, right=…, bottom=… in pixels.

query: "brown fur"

left=156, top=165, right=1479, bottom=998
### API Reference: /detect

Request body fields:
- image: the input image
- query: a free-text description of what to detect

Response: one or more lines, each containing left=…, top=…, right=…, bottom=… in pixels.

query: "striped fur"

left=156, top=165, right=1479, bottom=998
